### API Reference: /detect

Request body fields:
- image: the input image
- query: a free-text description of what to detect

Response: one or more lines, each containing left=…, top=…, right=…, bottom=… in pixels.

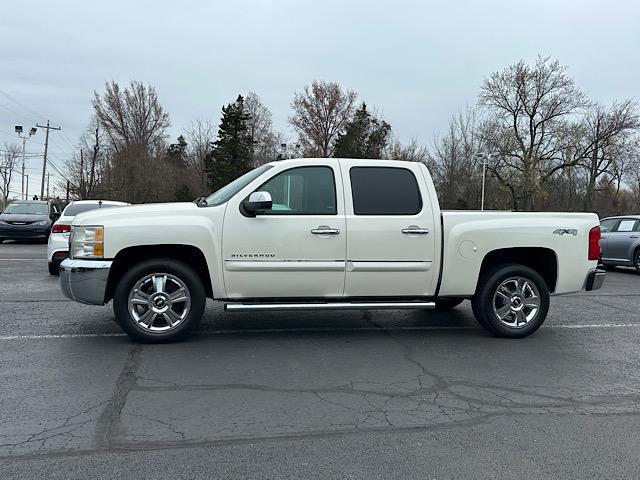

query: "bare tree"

left=93, top=81, right=170, bottom=153
left=185, top=118, right=216, bottom=194
left=92, top=81, right=172, bottom=203
left=388, top=138, right=429, bottom=163
left=244, top=92, right=278, bottom=164
left=1, top=143, right=20, bottom=208
left=479, top=56, right=588, bottom=210
left=427, top=109, right=486, bottom=209
left=573, top=100, right=639, bottom=210
left=289, top=81, right=357, bottom=157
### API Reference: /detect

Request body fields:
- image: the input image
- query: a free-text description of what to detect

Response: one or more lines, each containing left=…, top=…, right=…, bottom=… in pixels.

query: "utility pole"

left=46, top=173, right=50, bottom=199
left=15, top=125, right=37, bottom=200
left=25, top=174, right=29, bottom=199
left=35, top=121, right=61, bottom=199
left=65, top=180, right=70, bottom=205
left=79, top=148, right=84, bottom=197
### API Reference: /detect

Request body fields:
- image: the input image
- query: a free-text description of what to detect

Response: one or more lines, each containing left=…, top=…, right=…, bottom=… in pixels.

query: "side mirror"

left=52, top=212, right=60, bottom=221
left=242, top=191, right=272, bottom=217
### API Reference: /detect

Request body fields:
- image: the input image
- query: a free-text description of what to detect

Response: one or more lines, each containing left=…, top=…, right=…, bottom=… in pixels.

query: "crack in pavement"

left=94, top=344, right=143, bottom=449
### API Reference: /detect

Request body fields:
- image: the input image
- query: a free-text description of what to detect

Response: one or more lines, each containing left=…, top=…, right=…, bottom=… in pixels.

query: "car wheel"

left=471, top=264, right=550, bottom=338
left=434, top=297, right=464, bottom=311
left=48, top=262, right=59, bottom=275
left=634, top=249, right=640, bottom=274
left=113, top=258, right=205, bottom=343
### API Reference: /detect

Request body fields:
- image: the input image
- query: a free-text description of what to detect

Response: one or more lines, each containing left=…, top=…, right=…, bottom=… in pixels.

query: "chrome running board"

left=224, top=301, right=436, bottom=312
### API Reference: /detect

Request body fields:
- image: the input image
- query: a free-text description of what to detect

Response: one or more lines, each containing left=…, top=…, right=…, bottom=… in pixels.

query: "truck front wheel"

left=113, top=258, right=205, bottom=343
left=471, top=264, right=549, bottom=338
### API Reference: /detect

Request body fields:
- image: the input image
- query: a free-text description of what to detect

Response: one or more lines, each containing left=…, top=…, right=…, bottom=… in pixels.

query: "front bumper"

left=0, top=225, right=49, bottom=239
left=585, top=268, right=606, bottom=291
left=59, top=258, right=112, bottom=305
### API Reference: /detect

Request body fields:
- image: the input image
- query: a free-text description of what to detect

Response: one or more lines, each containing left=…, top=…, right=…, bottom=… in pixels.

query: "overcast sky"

left=1, top=0, right=639, bottom=197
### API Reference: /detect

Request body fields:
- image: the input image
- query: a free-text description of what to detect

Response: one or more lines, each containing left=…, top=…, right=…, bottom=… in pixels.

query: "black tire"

left=634, top=249, right=640, bottom=274
left=113, top=258, right=205, bottom=343
left=0, top=238, right=4, bottom=244
left=603, top=264, right=616, bottom=272
left=471, top=264, right=550, bottom=338
left=434, top=297, right=465, bottom=311
left=48, top=262, right=59, bottom=275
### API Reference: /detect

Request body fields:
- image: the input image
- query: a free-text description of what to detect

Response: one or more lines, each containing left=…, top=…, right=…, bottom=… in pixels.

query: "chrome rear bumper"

left=585, top=268, right=606, bottom=291
left=59, top=258, right=112, bottom=305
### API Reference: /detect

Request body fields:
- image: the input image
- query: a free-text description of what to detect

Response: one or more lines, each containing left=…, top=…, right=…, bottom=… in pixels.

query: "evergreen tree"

left=205, top=95, right=253, bottom=191
left=333, top=103, right=391, bottom=159
left=167, top=135, right=188, bottom=167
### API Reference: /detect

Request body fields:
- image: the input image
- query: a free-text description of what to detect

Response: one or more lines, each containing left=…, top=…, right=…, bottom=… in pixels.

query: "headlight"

left=70, top=226, right=104, bottom=259
left=38, top=220, right=48, bottom=225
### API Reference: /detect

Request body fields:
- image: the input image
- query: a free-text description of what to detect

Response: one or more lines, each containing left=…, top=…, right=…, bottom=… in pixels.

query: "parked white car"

left=47, top=200, right=129, bottom=274
left=59, top=158, right=605, bottom=342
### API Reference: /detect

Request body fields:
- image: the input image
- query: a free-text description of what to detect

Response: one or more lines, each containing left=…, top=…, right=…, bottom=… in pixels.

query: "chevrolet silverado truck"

left=59, top=158, right=605, bottom=342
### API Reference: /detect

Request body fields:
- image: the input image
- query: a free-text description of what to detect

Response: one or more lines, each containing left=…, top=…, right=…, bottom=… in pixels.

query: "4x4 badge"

left=553, top=228, right=577, bottom=236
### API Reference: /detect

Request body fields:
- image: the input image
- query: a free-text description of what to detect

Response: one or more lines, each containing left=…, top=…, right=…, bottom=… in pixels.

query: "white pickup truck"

left=59, top=158, right=605, bottom=342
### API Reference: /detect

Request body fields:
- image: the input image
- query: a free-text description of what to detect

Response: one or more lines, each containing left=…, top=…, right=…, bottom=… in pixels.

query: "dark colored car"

left=0, top=201, right=60, bottom=243
left=600, top=215, right=640, bottom=273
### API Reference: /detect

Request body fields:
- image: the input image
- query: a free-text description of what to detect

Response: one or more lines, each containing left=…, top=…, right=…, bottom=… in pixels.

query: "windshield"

left=204, top=164, right=273, bottom=206
left=3, top=203, right=49, bottom=215
left=63, top=202, right=125, bottom=217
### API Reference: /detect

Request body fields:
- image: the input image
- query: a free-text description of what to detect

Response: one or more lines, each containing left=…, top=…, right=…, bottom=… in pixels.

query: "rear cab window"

left=349, top=167, right=422, bottom=215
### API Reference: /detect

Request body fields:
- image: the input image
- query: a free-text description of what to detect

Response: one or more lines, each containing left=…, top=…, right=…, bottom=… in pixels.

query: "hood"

left=0, top=213, right=49, bottom=223
left=72, top=202, right=200, bottom=225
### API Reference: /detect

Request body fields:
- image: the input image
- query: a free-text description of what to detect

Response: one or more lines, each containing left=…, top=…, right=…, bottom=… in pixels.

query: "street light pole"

left=15, top=125, right=38, bottom=200
left=476, top=152, right=491, bottom=211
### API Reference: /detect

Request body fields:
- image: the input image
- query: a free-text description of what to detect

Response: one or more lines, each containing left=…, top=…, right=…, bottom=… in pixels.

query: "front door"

left=339, top=161, right=438, bottom=297
left=222, top=161, right=346, bottom=298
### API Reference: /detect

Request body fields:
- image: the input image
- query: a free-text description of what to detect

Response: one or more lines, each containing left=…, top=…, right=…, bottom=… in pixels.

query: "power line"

left=0, top=88, right=79, bottom=152
left=0, top=88, right=48, bottom=122
left=0, top=103, right=35, bottom=123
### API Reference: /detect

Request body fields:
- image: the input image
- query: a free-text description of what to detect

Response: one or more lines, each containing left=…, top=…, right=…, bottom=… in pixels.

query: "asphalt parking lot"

left=1, top=242, right=640, bottom=479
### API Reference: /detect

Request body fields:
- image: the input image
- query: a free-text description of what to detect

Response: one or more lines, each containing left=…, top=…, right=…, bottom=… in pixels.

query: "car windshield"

left=3, top=203, right=49, bottom=215
left=63, top=203, right=125, bottom=217
left=203, top=164, right=273, bottom=206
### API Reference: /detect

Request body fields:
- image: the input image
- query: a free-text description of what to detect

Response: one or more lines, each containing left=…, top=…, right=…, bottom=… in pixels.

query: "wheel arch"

left=476, top=247, right=558, bottom=294
left=105, top=244, right=214, bottom=302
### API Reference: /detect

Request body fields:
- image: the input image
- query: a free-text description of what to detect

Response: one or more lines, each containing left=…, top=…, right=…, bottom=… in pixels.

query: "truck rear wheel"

left=471, top=264, right=549, bottom=338
left=113, top=258, right=205, bottom=343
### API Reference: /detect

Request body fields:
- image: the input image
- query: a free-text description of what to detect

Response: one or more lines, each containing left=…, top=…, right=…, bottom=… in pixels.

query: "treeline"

left=64, top=56, right=640, bottom=216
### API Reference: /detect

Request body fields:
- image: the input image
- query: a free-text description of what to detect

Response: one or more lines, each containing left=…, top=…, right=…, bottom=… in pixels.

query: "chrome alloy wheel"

left=127, top=273, right=191, bottom=333
left=492, top=276, right=541, bottom=329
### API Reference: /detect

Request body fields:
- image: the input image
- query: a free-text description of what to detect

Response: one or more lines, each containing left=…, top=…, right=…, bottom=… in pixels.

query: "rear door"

left=340, top=160, right=438, bottom=297
left=607, top=218, right=639, bottom=262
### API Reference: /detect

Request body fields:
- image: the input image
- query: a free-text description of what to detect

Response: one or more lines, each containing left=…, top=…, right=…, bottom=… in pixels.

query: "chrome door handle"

left=402, top=226, right=429, bottom=235
left=311, top=226, right=340, bottom=235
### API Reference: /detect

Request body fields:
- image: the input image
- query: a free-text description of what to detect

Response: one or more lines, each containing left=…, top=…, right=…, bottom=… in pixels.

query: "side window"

left=255, top=166, right=336, bottom=215
left=350, top=167, right=422, bottom=215
left=600, top=219, right=619, bottom=233
left=616, top=219, right=639, bottom=232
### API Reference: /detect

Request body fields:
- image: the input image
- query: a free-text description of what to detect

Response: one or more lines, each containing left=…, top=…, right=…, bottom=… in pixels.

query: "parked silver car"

left=600, top=215, right=640, bottom=273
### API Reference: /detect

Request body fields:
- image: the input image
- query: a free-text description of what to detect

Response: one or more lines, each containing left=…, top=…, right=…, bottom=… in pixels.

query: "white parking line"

left=0, top=323, right=638, bottom=340
left=0, top=258, right=46, bottom=261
